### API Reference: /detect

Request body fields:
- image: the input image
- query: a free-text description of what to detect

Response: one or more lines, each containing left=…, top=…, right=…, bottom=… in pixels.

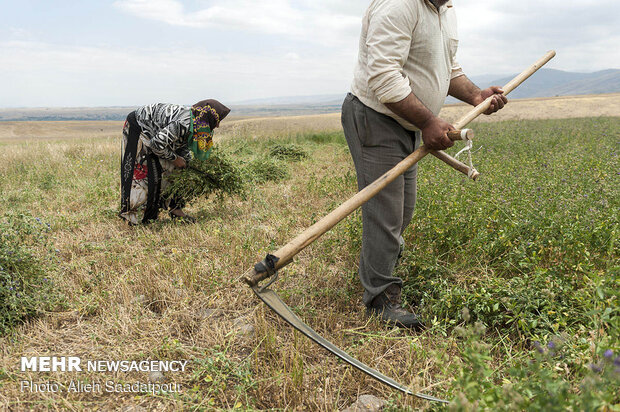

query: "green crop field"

left=0, top=117, right=618, bottom=410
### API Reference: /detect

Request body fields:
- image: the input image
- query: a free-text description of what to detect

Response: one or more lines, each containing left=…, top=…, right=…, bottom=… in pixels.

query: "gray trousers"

left=341, top=94, right=420, bottom=306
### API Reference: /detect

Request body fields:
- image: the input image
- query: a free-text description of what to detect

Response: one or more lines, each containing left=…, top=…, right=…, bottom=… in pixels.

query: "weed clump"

left=304, top=131, right=346, bottom=145
left=399, top=118, right=619, bottom=337
left=269, top=144, right=308, bottom=161
left=0, top=214, right=60, bottom=335
left=244, top=157, right=289, bottom=183
left=164, top=149, right=246, bottom=204
left=450, top=322, right=620, bottom=410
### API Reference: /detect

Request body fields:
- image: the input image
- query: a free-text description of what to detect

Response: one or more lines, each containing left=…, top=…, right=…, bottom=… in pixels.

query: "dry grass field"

left=2, top=93, right=619, bottom=142
left=0, top=94, right=618, bottom=411
left=220, top=93, right=620, bottom=139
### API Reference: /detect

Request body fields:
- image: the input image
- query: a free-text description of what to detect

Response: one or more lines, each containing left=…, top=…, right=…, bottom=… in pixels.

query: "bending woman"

left=119, top=99, right=230, bottom=225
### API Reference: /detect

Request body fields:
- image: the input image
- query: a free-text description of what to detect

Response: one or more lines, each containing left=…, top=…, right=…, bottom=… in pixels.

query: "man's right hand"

left=173, top=156, right=187, bottom=169
left=420, top=116, right=455, bottom=150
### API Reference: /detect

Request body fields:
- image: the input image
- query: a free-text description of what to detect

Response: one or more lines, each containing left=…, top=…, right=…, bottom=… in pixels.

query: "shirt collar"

left=424, top=0, right=453, bottom=14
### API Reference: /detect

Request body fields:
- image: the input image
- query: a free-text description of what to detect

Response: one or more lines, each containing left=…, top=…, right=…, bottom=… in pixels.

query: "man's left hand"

left=477, top=86, right=508, bottom=115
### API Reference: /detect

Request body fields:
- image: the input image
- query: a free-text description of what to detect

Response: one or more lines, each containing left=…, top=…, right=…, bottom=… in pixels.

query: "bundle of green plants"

left=0, top=214, right=60, bottom=335
left=269, top=143, right=308, bottom=161
left=164, top=149, right=246, bottom=204
left=244, top=157, right=289, bottom=183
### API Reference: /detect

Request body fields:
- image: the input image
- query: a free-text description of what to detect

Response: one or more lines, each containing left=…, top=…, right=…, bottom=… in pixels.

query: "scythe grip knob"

left=447, top=129, right=474, bottom=141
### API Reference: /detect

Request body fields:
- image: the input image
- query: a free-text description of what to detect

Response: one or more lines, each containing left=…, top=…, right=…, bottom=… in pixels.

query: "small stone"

left=199, top=308, right=223, bottom=319
left=148, top=370, right=165, bottom=383
left=132, top=295, right=146, bottom=306
left=236, top=324, right=255, bottom=336
left=232, top=317, right=255, bottom=338
left=342, top=394, right=386, bottom=412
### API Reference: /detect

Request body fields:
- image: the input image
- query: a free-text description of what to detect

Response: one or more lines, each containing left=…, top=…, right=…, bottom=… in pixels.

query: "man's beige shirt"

left=351, top=0, right=464, bottom=131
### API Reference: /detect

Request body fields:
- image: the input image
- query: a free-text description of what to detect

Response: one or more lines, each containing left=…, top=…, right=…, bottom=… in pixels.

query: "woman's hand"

left=173, top=156, right=187, bottom=168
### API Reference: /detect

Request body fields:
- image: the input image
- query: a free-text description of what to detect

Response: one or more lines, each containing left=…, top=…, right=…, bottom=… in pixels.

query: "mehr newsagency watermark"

left=19, top=356, right=186, bottom=395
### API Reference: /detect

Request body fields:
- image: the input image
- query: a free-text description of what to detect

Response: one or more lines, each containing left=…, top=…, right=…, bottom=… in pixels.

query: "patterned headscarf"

left=189, top=99, right=231, bottom=161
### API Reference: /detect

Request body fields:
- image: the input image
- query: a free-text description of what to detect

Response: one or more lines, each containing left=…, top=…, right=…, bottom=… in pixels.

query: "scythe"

left=241, top=51, right=556, bottom=403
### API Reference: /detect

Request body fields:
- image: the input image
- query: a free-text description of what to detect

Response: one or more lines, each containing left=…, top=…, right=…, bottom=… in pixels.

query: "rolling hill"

left=1, top=69, right=618, bottom=121
left=473, top=68, right=620, bottom=99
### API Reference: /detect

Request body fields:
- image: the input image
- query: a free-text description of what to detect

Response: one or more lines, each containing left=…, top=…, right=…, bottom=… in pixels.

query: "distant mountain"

left=228, top=102, right=344, bottom=118
left=228, top=93, right=347, bottom=117
left=2, top=69, right=618, bottom=121
left=236, top=69, right=620, bottom=108
left=467, top=68, right=620, bottom=99
left=0, top=106, right=137, bottom=122
left=232, top=93, right=346, bottom=106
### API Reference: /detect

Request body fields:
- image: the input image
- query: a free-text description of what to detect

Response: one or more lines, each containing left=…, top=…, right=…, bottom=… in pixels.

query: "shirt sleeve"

left=451, top=61, right=465, bottom=80
left=447, top=8, right=463, bottom=80
left=149, top=121, right=183, bottom=161
left=366, top=0, right=417, bottom=104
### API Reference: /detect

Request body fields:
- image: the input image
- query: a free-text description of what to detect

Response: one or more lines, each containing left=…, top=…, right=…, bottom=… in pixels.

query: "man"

left=342, top=0, right=507, bottom=328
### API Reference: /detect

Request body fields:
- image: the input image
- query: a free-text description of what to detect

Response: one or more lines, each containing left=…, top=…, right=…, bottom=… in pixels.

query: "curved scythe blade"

left=252, top=286, right=449, bottom=404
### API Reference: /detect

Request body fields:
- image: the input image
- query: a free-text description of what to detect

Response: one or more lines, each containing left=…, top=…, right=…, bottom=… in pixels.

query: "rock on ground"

left=232, top=316, right=256, bottom=338
left=148, top=370, right=165, bottom=383
left=198, top=308, right=223, bottom=319
left=342, top=394, right=386, bottom=412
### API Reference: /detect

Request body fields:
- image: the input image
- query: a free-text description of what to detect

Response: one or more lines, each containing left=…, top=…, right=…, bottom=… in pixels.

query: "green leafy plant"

left=163, top=148, right=246, bottom=205
left=449, top=322, right=619, bottom=411
left=244, top=157, right=289, bottom=183
left=269, top=144, right=308, bottom=161
left=188, top=347, right=256, bottom=408
left=0, top=214, right=60, bottom=335
left=400, top=118, right=618, bottom=337
left=303, top=131, right=346, bottom=145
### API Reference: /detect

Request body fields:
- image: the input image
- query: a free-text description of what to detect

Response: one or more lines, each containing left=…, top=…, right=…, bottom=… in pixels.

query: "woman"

left=119, top=99, right=230, bottom=225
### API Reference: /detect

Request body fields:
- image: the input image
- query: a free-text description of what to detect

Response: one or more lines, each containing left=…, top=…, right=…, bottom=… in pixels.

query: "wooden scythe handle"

left=242, top=51, right=556, bottom=287
left=455, top=51, right=556, bottom=129
left=447, top=129, right=474, bottom=141
left=431, top=50, right=557, bottom=176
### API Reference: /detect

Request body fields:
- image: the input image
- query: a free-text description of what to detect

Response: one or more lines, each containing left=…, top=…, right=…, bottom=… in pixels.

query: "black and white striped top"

left=135, top=103, right=192, bottom=162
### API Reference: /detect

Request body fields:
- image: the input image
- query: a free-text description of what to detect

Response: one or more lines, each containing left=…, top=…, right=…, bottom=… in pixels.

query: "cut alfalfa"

left=163, top=149, right=245, bottom=205
left=244, top=157, right=289, bottom=183
left=269, top=144, right=308, bottom=161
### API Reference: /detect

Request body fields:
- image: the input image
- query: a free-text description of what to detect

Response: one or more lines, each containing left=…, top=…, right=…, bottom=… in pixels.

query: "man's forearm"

left=448, top=75, right=482, bottom=106
left=385, top=92, right=436, bottom=129
left=385, top=92, right=455, bottom=150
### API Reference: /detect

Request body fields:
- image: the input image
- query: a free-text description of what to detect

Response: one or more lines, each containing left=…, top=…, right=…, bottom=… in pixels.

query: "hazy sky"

left=1, top=0, right=618, bottom=107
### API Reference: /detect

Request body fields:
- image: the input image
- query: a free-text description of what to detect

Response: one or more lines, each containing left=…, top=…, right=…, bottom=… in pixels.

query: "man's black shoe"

left=367, top=284, right=424, bottom=330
